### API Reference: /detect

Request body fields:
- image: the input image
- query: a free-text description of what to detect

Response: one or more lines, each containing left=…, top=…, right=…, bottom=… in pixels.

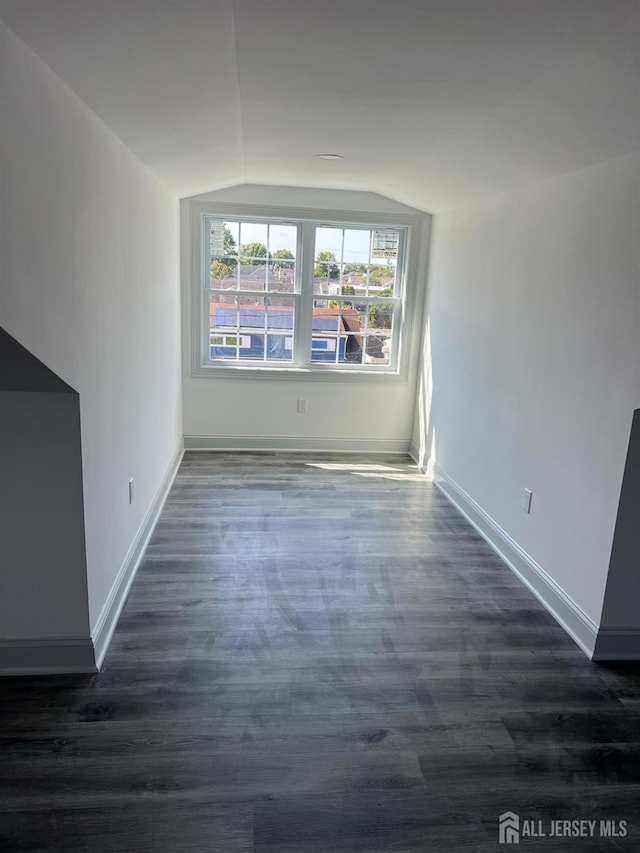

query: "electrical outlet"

left=129, top=478, right=134, bottom=504
left=522, top=488, right=533, bottom=514
left=297, top=398, right=308, bottom=413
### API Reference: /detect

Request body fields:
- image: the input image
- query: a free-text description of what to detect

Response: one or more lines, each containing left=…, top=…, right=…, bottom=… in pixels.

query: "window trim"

left=189, top=200, right=425, bottom=383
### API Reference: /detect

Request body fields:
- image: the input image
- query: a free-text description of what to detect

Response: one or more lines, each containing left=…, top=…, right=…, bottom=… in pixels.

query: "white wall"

left=413, top=153, right=640, bottom=628
left=182, top=185, right=430, bottom=451
left=1, top=23, right=182, bottom=639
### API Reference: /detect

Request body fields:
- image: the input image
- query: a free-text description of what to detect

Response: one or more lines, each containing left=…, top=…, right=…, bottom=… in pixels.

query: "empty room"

left=1, top=1, right=640, bottom=850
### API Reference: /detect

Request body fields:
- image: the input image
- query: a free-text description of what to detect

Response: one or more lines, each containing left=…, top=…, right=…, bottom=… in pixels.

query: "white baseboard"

left=0, top=636, right=96, bottom=676
left=91, top=442, right=184, bottom=669
left=433, top=464, right=600, bottom=660
left=408, top=440, right=420, bottom=465
left=592, top=629, right=640, bottom=661
left=184, top=435, right=411, bottom=454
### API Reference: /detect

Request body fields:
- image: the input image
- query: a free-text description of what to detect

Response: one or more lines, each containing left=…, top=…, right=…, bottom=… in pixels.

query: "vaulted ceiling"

left=2, top=0, right=639, bottom=210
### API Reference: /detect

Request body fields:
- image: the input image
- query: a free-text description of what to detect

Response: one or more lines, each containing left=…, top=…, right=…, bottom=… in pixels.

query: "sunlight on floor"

left=304, top=462, right=426, bottom=481
left=304, top=462, right=402, bottom=472
left=352, top=471, right=428, bottom=481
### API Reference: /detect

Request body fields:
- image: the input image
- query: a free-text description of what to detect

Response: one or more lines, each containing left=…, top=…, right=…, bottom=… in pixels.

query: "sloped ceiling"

left=2, top=0, right=639, bottom=210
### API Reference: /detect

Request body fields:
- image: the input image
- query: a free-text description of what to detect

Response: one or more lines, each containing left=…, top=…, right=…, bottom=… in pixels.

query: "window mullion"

left=388, top=227, right=407, bottom=370
left=295, top=222, right=314, bottom=367
left=202, top=217, right=212, bottom=365
left=235, top=294, right=241, bottom=362
left=391, top=300, right=403, bottom=370
left=202, top=291, right=212, bottom=364
left=263, top=293, right=268, bottom=363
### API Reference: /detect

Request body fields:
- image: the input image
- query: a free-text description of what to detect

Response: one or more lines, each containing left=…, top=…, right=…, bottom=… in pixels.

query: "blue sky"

left=220, top=220, right=397, bottom=267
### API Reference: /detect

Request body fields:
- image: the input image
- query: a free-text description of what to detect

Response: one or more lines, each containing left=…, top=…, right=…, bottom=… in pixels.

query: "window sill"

left=191, top=363, right=407, bottom=383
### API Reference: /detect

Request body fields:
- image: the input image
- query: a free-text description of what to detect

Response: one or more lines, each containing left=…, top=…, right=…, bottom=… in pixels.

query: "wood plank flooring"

left=2, top=452, right=640, bottom=851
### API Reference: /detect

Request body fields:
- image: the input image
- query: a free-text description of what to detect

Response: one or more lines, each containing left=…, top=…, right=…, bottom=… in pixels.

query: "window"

left=207, top=218, right=299, bottom=365
left=193, top=204, right=419, bottom=377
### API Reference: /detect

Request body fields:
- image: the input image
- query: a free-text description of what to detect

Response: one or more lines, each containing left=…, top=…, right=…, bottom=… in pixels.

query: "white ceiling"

left=2, top=0, right=639, bottom=211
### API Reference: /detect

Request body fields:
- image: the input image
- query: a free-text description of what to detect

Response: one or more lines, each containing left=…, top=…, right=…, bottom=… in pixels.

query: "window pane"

left=307, top=296, right=396, bottom=367
left=363, top=333, right=392, bottom=365
left=210, top=295, right=294, bottom=363
left=210, top=259, right=238, bottom=290
left=367, top=301, right=394, bottom=333
left=238, top=222, right=268, bottom=262
left=211, top=220, right=300, bottom=293
left=343, top=334, right=364, bottom=364
left=237, top=296, right=267, bottom=361
left=265, top=297, right=295, bottom=362
left=313, top=227, right=343, bottom=296
left=265, top=223, right=297, bottom=293
left=242, top=333, right=265, bottom=360
left=366, top=263, right=397, bottom=296
left=310, top=300, right=365, bottom=364
left=310, top=335, right=338, bottom=363
left=237, top=262, right=266, bottom=291
left=314, top=227, right=343, bottom=259
left=371, top=228, right=400, bottom=261
left=266, top=253, right=296, bottom=293
left=364, top=304, right=395, bottom=365
left=343, top=229, right=371, bottom=271
left=311, top=300, right=339, bottom=363
left=314, top=226, right=400, bottom=300
left=218, top=220, right=239, bottom=250
left=312, top=301, right=340, bottom=329
left=268, top=224, right=297, bottom=258
left=338, top=304, right=360, bottom=330
left=210, top=295, right=239, bottom=360
left=209, top=219, right=239, bottom=289
left=209, top=219, right=238, bottom=259
left=368, top=228, right=399, bottom=296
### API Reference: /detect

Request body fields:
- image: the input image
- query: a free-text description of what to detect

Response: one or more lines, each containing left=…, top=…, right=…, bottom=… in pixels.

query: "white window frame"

left=189, top=200, right=425, bottom=382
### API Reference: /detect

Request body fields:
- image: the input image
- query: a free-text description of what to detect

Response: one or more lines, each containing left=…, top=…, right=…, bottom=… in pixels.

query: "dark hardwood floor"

left=2, top=452, right=640, bottom=851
